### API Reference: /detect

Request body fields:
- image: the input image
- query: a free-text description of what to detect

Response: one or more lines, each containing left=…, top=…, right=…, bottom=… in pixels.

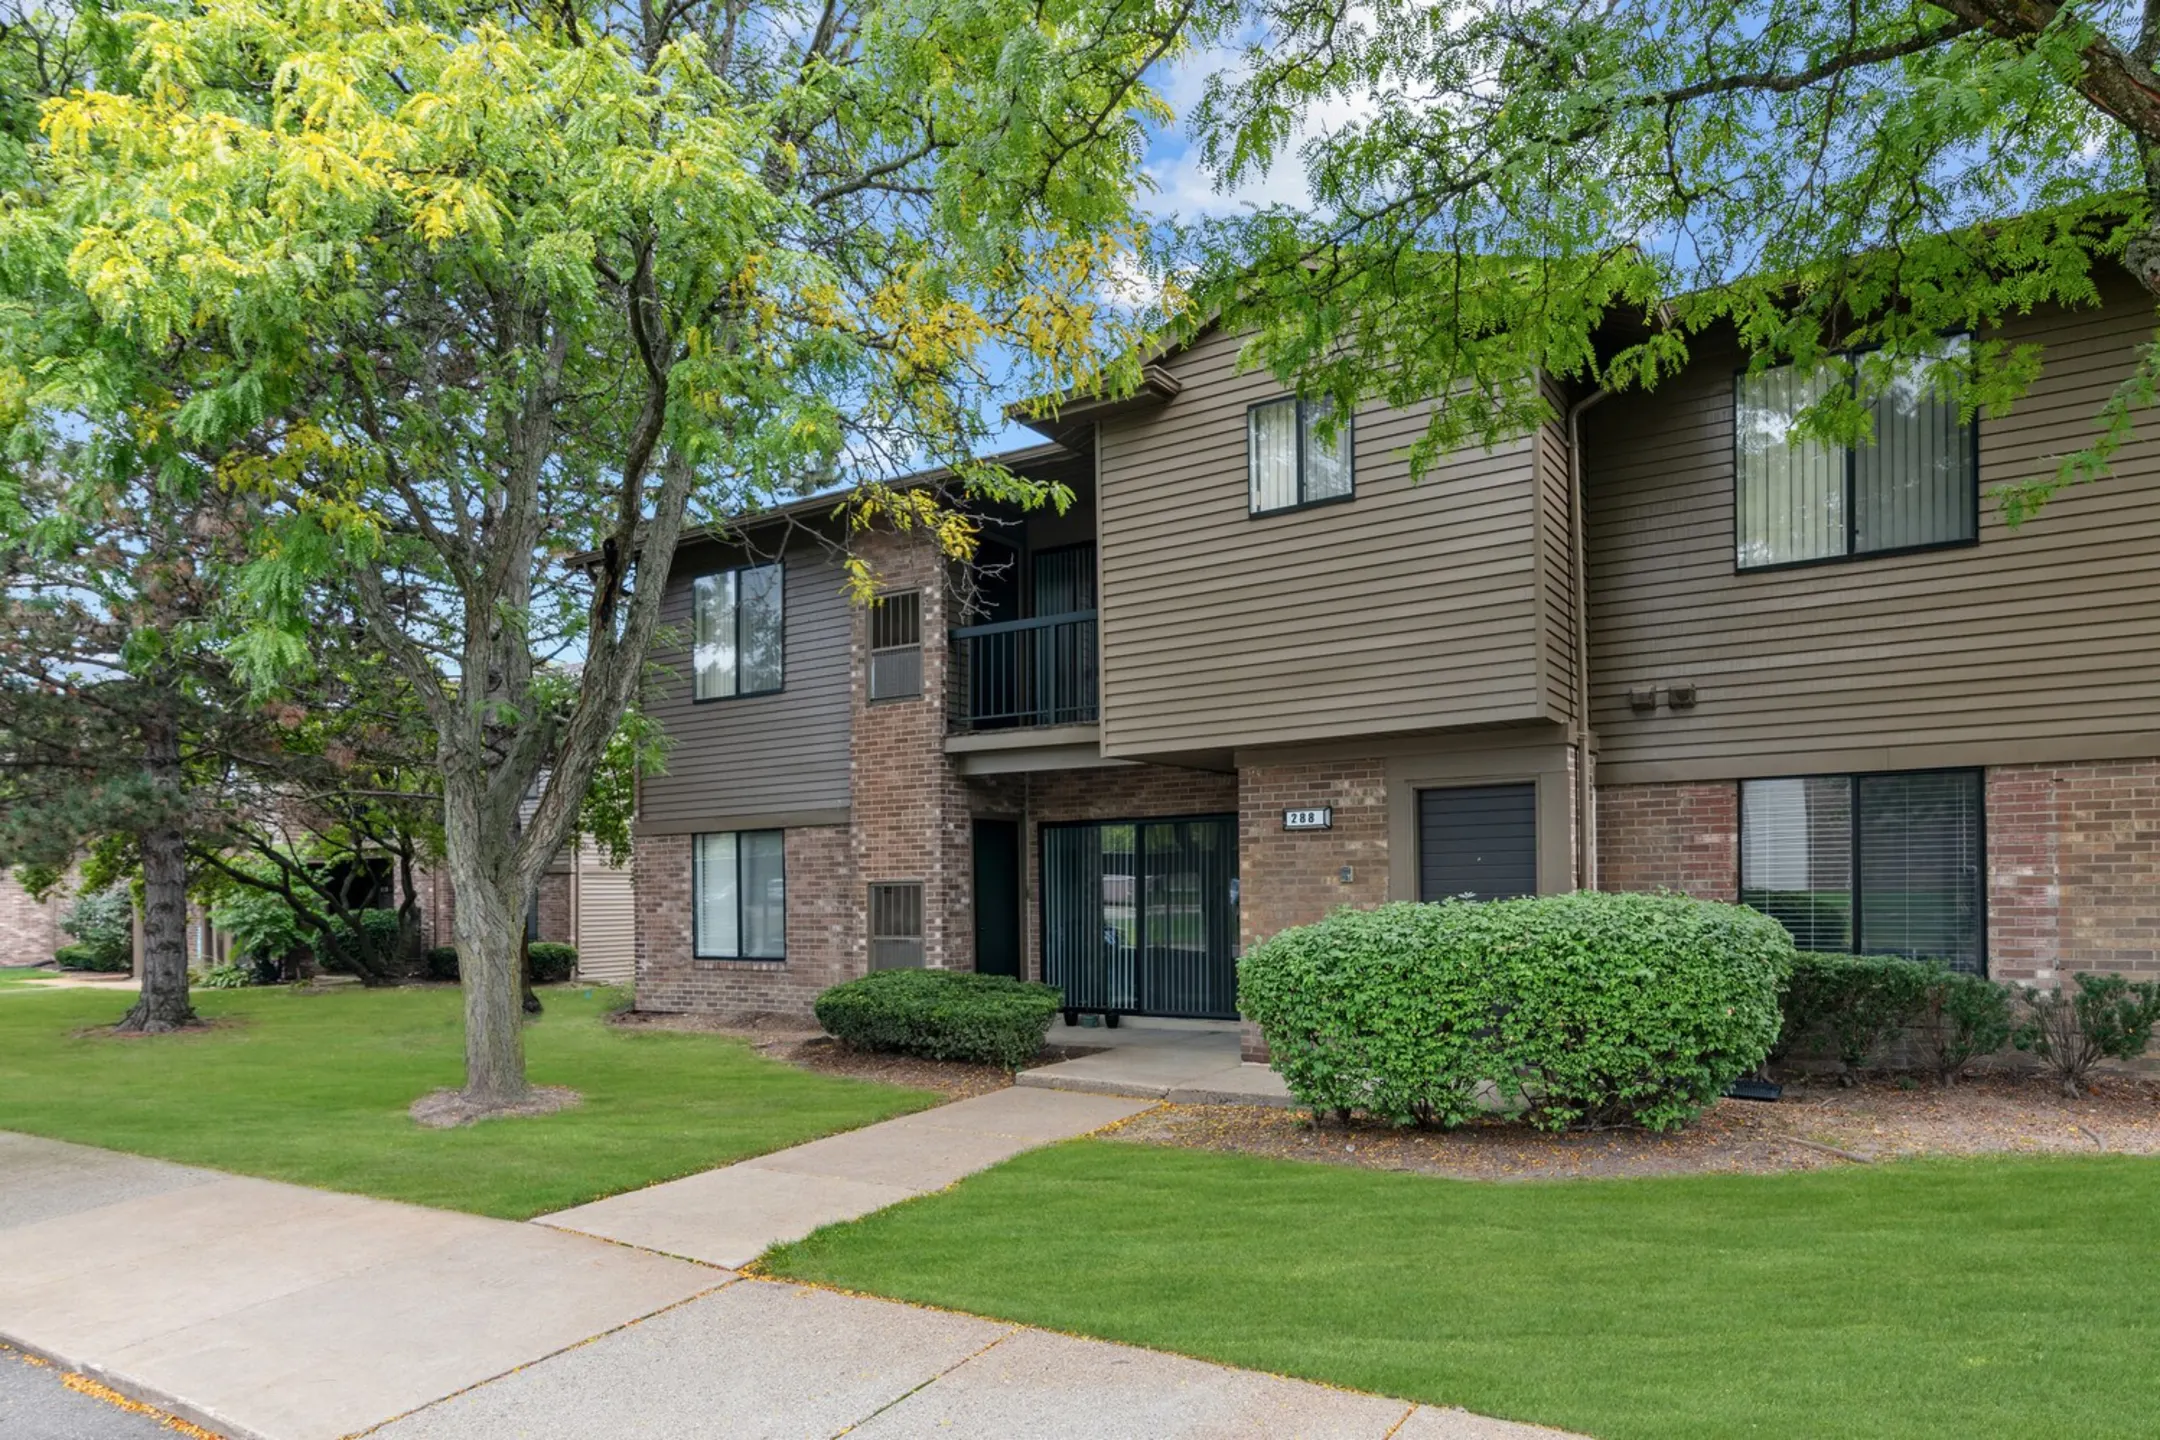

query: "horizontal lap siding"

left=1585, top=278, right=2160, bottom=782
left=1097, top=327, right=1548, bottom=757
left=638, top=534, right=853, bottom=829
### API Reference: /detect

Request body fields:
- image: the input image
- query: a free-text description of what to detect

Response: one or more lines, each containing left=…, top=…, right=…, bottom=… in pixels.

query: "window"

left=868, top=590, right=922, bottom=701
left=693, top=830, right=786, bottom=959
left=1248, top=395, right=1353, bottom=515
left=868, top=882, right=924, bottom=969
left=692, top=563, right=784, bottom=699
left=1739, top=770, right=1983, bottom=973
left=1735, top=337, right=1975, bottom=569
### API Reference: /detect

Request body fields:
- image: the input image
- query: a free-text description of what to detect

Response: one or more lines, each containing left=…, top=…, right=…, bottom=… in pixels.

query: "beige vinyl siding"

left=638, top=533, right=853, bottom=830
left=1534, top=376, right=1577, bottom=726
left=572, top=840, right=636, bottom=984
left=1095, top=326, right=1550, bottom=757
left=1585, top=276, right=2160, bottom=784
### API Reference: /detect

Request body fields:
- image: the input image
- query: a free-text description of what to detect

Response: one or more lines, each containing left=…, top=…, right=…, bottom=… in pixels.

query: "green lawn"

left=768, top=1140, right=2160, bottom=1440
left=0, top=967, right=66, bottom=989
left=0, top=985, right=937, bottom=1218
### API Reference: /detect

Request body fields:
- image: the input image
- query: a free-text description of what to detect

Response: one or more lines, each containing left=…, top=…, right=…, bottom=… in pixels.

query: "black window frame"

left=867, top=589, right=923, bottom=703
left=690, top=561, right=786, bottom=703
left=691, top=828, right=787, bottom=961
left=1246, top=394, right=1356, bottom=518
left=1736, top=767, right=1987, bottom=975
left=1731, top=339, right=1979, bottom=575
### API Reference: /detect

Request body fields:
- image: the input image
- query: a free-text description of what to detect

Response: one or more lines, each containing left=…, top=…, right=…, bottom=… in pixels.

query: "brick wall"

left=1988, top=760, right=2160, bottom=983
left=1595, top=780, right=1739, bottom=900
left=633, top=824, right=857, bottom=1017
left=0, top=872, right=64, bottom=964
left=535, top=871, right=573, bottom=945
left=1238, top=758, right=1389, bottom=952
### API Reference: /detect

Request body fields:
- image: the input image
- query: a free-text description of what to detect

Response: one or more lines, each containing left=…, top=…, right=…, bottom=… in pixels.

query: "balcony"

left=950, top=609, right=1099, bottom=733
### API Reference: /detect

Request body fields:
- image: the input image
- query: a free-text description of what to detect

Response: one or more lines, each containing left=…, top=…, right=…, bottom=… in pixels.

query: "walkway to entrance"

left=1020, top=1019, right=1294, bottom=1106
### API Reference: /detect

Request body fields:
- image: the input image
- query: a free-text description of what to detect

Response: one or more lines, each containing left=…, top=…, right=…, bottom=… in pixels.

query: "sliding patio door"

left=1040, top=815, right=1238, bottom=1019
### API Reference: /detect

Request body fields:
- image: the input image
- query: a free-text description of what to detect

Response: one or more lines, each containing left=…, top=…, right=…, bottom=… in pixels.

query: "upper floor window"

left=694, top=829, right=786, bottom=960
left=1739, top=769, right=1983, bottom=974
left=868, top=590, right=922, bottom=701
left=1735, top=338, right=1975, bottom=570
left=1249, top=395, right=1353, bottom=515
left=693, top=563, right=784, bottom=700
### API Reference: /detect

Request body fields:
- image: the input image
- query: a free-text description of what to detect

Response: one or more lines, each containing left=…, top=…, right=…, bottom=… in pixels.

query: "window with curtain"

left=1739, top=770, right=1984, bottom=973
left=1248, top=395, right=1354, bottom=515
left=693, top=830, right=786, bottom=959
left=692, top=563, right=784, bottom=699
left=1735, top=337, right=1974, bottom=569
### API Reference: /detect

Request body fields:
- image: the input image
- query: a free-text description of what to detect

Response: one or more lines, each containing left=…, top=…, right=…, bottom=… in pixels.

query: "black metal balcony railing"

left=950, top=609, right=1099, bottom=731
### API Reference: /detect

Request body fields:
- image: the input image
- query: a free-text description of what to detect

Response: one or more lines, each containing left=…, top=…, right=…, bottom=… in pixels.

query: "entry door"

left=1040, top=816, right=1238, bottom=1018
left=1417, top=784, right=1537, bottom=901
left=971, top=819, right=1022, bottom=978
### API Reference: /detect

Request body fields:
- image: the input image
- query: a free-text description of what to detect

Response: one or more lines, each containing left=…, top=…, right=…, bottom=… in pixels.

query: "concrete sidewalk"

left=535, top=1086, right=1151, bottom=1267
left=1, top=1118, right=1581, bottom=1440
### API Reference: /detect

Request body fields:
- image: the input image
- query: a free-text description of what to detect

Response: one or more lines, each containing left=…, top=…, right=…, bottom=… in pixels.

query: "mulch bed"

left=1105, top=1072, right=2160, bottom=1181
left=607, top=1009, right=1104, bottom=1100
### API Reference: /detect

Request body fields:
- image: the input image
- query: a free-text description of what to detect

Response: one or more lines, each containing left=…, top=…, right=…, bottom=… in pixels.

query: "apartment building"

left=630, top=268, right=2160, bottom=1037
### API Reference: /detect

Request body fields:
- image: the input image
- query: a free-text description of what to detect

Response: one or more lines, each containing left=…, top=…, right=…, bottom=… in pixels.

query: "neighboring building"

left=631, top=269, right=2160, bottom=1037
left=0, top=871, right=67, bottom=965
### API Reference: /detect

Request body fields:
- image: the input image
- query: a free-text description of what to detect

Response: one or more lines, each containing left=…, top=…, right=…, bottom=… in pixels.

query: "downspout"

left=1566, top=387, right=1610, bottom=893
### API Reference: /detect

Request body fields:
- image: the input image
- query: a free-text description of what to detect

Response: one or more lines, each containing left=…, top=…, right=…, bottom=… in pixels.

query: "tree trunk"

left=118, top=713, right=196, bottom=1033
left=445, top=835, right=529, bottom=1107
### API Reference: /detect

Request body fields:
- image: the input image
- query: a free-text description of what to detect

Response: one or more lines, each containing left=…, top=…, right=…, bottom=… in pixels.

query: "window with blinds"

left=868, top=882, right=924, bottom=970
left=1248, top=394, right=1354, bottom=515
left=1735, top=337, right=1974, bottom=569
left=868, top=590, right=922, bottom=701
left=1739, top=770, right=1984, bottom=973
left=692, top=563, right=784, bottom=699
left=693, top=830, right=786, bottom=959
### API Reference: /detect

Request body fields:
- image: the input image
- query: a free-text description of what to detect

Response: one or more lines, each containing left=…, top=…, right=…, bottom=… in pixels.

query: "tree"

left=0, top=459, right=247, bottom=1030
left=8, top=0, right=1208, bottom=1110
left=1188, top=0, right=2160, bottom=508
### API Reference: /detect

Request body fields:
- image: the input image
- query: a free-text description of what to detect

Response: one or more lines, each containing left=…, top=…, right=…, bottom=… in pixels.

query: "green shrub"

left=2015, top=973, right=2160, bottom=1096
left=814, top=969, right=1063, bottom=1069
left=527, top=942, right=577, bottom=983
left=209, top=884, right=311, bottom=966
left=58, top=887, right=134, bottom=970
left=1239, top=892, right=1792, bottom=1132
left=1913, top=965, right=2015, bottom=1084
left=425, top=946, right=460, bottom=981
left=1775, top=953, right=1931, bottom=1080
left=53, top=942, right=123, bottom=972
left=317, top=909, right=401, bottom=973
left=197, top=961, right=259, bottom=989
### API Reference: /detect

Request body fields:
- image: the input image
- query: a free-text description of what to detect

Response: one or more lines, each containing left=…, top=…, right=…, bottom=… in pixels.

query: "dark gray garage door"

left=1417, top=784, right=1537, bottom=901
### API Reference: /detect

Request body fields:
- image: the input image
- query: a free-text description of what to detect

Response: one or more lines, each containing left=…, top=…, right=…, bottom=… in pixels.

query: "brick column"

left=848, top=529, right=976, bottom=972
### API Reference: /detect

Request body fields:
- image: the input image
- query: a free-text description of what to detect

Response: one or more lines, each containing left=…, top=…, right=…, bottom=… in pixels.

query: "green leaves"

left=1189, top=0, right=2160, bottom=510
left=1240, top=893, right=1792, bottom=1132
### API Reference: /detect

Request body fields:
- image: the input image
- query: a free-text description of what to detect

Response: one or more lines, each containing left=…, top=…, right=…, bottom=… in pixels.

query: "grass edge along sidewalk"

left=767, top=1137, right=2160, bottom=1440
left=0, top=985, right=939, bottom=1219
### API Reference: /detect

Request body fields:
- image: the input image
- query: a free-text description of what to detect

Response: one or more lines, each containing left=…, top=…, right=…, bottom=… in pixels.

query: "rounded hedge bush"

left=814, top=968, right=1062, bottom=1069
left=1239, top=892, right=1793, bottom=1131
left=424, top=946, right=460, bottom=981
left=527, top=942, right=578, bottom=984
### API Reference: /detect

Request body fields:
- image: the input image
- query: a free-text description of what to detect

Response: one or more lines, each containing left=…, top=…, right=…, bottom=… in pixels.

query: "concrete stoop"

left=1017, top=1020, right=1297, bottom=1107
